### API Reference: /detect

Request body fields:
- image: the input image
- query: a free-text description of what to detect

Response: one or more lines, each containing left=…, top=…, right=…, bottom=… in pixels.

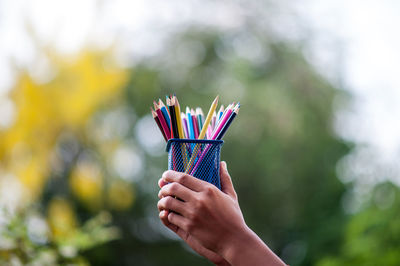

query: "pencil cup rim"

left=166, top=138, right=224, bottom=152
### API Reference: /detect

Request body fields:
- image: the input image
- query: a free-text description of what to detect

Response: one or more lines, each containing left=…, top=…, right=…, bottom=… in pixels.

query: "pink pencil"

left=155, top=102, right=171, bottom=139
left=211, top=107, right=233, bottom=139
left=190, top=107, right=234, bottom=175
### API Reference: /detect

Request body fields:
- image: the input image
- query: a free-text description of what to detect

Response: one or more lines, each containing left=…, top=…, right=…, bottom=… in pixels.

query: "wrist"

left=220, top=225, right=254, bottom=264
left=215, top=259, right=231, bottom=266
left=221, top=226, right=286, bottom=266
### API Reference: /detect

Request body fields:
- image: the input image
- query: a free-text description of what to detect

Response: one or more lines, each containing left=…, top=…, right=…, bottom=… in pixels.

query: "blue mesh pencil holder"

left=166, top=139, right=224, bottom=189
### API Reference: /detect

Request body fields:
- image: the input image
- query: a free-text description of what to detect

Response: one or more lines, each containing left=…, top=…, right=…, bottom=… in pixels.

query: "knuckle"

left=164, top=196, right=174, bottom=208
left=187, top=208, right=198, bottom=220
left=162, top=170, right=173, bottom=180
left=204, top=186, right=215, bottom=197
left=185, top=220, right=194, bottom=232
left=178, top=174, right=189, bottom=184
left=195, top=196, right=207, bottom=210
left=157, top=200, right=163, bottom=210
left=168, top=183, right=179, bottom=193
left=161, top=171, right=168, bottom=180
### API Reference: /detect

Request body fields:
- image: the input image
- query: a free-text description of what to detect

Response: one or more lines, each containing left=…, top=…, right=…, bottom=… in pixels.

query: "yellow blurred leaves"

left=107, top=180, right=135, bottom=211
left=70, top=162, right=103, bottom=211
left=48, top=197, right=77, bottom=239
left=0, top=50, right=128, bottom=202
left=70, top=161, right=135, bottom=211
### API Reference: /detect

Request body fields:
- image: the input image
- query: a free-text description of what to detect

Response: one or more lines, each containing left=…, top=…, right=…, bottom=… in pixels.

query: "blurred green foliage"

left=0, top=208, right=118, bottom=265
left=318, top=182, right=400, bottom=266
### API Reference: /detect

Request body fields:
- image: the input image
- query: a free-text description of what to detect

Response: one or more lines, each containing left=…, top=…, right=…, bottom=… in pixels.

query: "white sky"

left=298, top=0, right=400, bottom=159
left=0, top=0, right=399, bottom=186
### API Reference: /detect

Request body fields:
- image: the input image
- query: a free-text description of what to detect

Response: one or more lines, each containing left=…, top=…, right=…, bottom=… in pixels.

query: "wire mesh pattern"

left=166, top=139, right=224, bottom=189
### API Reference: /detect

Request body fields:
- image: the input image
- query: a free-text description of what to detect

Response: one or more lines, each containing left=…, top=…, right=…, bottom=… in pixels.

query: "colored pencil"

left=211, top=111, right=217, bottom=132
left=198, top=95, right=219, bottom=139
left=191, top=109, right=199, bottom=139
left=186, top=106, right=195, bottom=139
left=217, top=105, right=224, bottom=121
left=159, top=99, right=171, bottom=129
left=174, top=96, right=185, bottom=139
left=168, top=97, right=179, bottom=139
left=185, top=95, right=219, bottom=173
left=182, top=113, right=189, bottom=139
left=154, top=102, right=171, bottom=139
left=151, top=107, right=167, bottom=142
left=211, top=105, right=233, bottom=139
left=196, top=107, right=203, bottom=132
left=216, top=103, right=239, bottom=140
left=191, top=104, right=240, bottom=175
left=213, top=103, right=232, bottom=135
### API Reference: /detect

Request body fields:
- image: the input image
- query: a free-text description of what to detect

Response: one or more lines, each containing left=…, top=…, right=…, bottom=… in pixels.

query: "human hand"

left=157, top=162, right=233, bottom=265
left=157, top=162, right=246, bottom=258
left=157, top=162, right=286, bottom=266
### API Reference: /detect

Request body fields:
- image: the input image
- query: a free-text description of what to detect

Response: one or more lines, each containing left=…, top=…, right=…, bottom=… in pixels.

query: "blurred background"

left=0, top=0, right=399, bottom=265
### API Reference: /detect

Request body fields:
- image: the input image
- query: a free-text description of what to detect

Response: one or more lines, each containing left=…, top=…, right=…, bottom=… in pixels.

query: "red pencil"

left=151, top=107, right=167, bottom=141
left=154, top=102, right=171, bottom=139
left=191, top=108, right=199, bottom=139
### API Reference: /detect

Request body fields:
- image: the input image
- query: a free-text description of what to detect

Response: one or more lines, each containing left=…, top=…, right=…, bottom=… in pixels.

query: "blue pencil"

left=217, top=105, right=224, bottom=121
left=159, top=99, right=171, bottom=129
left=186, top=106, right=195, bottom=139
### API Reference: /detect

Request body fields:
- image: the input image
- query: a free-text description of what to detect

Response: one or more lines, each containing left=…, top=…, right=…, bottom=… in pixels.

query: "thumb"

left=219, top=161, right=237, bottom=199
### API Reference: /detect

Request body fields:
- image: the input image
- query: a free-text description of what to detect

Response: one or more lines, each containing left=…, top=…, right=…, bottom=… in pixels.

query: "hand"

left=157, top=162, right=286, bottom=266
left=158, top=163, right=231, bottom=266
left=159, top=209, right=230, bottom=265
left=158, top=162, right=245, bottom=254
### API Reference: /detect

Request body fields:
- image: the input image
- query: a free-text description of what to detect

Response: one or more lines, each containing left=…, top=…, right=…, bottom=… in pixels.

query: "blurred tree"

left=318, top=182, right=400, bottom=266
left=0, top=49, right=130, bottom=264
left=0, top=50, right=128, bottom=203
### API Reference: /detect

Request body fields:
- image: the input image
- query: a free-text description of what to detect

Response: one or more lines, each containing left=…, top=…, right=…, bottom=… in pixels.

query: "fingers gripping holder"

left=166, top=139, right=224, bottom=189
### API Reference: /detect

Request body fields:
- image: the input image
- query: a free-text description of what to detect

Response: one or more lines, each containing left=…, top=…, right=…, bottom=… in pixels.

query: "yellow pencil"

left=174, top=95, right=184, bottom=139
left=174, top=95, right=189, bottom=167
left=185, top=95, right=219, bottom=173
left=198, top=95, right=219, bottom=139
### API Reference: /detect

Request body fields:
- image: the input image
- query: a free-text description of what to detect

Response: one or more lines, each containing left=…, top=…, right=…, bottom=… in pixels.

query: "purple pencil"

left=182, top=113, right=189, bottom=139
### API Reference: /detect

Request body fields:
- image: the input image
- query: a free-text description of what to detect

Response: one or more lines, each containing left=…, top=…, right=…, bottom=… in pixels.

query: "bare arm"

left=157, top=162, right=286, bottom=266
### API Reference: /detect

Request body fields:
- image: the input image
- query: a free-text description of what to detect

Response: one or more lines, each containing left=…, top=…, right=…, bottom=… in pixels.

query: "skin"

left=157, top=161, right=286, bottom=266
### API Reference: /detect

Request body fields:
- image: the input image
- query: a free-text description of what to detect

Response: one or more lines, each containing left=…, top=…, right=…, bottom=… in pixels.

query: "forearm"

left=221, top=226, right=286, bottom=266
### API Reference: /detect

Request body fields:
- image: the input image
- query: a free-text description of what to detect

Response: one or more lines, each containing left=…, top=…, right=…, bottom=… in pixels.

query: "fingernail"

left=222, top=161, right=227, bottom=170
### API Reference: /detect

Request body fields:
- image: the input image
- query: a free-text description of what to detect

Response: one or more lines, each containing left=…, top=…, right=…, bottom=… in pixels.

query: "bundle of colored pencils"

left=150, top=94, right=240, bottom=142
